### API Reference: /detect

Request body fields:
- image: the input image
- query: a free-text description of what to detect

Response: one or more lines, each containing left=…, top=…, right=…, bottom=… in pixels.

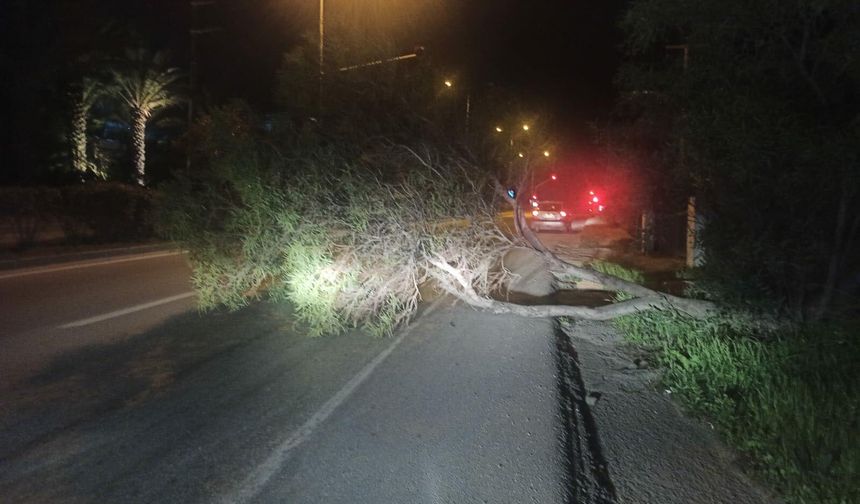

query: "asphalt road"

left=0, top=241, right=773, bottom=504
left=0, top=295, right=595, bottom=503
left=0, top=250, right=195, bottom=389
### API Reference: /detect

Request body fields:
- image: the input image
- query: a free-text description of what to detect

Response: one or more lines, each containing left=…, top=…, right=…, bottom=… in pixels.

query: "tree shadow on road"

left=0, top=302, right=287, bottom=460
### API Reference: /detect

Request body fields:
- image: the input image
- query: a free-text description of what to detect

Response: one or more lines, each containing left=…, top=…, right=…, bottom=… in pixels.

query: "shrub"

left=0, top=183, right=156, bottom=248
left=59, top=182, right=156, bottom=242
left=597, top=262, right=860, bottom=504
left=0, top=187, right=62, bottom=248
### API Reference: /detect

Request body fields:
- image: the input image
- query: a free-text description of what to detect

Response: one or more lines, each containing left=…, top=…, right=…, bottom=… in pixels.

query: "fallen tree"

left=163, top=105, right=717, bottom=337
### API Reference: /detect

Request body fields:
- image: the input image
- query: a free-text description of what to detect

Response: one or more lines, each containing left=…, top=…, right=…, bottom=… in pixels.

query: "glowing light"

left=444, top=79, right=453, bottom=87
left=550, top=174, right=558, bottom=181
left=532, top=210, right=539, bottom=216
left=518, top=152, right=524, bottom=158
left=319, top=266, right=339, bottom=283
left=560, top=211, right=567, bottom=217
left=589, top=190, right=594, bottom=195
left=592, top=196, right=599, bottom=203
left=543, top=150, right=550, bottom=157
left=598, top=205, right=605, bottom=212
left=495, top=126, right=503, bottom=132
left=531, top=201, right=539, bottom=207
left=522, top=124, right=530, bottom=131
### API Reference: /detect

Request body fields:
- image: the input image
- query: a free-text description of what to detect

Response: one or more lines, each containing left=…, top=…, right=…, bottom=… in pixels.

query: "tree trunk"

left=484, top=180, right=718, bottom=320
left=131, top=110, right=148, bottom=186
left=70, top=98, right=90, bottom=176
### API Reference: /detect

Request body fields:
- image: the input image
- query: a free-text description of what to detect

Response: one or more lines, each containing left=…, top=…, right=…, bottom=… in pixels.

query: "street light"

left=444, top=79, right=453, bottom=88
left=543, top=150, right=550, bottom=157
left=522, top=123, right=530, bottom=131
left=495, top=126, right=503, bottom=133
left=533, top=174, right=559, bottom=192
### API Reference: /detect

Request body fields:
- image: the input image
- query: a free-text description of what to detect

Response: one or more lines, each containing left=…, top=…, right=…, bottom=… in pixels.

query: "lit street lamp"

left=533, top=174, right=558, bottom=193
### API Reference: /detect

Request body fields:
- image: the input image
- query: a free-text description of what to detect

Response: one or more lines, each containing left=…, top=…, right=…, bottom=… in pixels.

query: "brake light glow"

left=560, top=211, right=567, bottom=217
left=598, top=205, right=604, bottom=212
left=532, top=210, right=539, bottom=216
left=592, top=196, right=599, bottom=203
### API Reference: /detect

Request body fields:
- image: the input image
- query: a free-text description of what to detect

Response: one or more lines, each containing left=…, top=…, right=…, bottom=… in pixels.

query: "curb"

left=0, top=242, right=179, bottom=272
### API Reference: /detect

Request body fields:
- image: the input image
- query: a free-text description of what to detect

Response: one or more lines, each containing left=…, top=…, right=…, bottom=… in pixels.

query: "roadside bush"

left=59, top=183, right=156, bottom=243
left=0, top=187, right=62, bottom=249
left=599, top=263, right=859, bottom=504
left=0, top=183, right=156, bottom=248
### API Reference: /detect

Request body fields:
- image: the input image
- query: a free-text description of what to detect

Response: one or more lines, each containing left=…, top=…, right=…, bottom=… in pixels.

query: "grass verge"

left=593, top=262, right=860, bottom=504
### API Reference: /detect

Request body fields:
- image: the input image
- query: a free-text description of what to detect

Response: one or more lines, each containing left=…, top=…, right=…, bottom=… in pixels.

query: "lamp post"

left=492, top=121, right=535, bottom=186
left=532, top=173, right=557, bottom=193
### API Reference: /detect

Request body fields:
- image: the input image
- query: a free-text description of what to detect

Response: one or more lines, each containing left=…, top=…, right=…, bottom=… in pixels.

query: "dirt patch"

left=557, top=319, right=780, bottom=504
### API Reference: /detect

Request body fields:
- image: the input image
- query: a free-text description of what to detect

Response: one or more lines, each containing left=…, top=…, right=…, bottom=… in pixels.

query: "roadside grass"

left=592, top=262, right=860, bottom=504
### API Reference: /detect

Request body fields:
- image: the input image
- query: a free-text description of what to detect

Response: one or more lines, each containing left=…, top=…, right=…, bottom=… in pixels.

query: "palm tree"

left=110, top=50, right=181, bottom=186
left=68, top=76, right=104, bottom=178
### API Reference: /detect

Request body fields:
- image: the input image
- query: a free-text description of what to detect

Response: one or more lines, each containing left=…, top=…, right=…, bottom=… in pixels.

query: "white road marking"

left=58, top=291, right=196, bottom=329
left=0, top=250, right=185, bottom=280
left=223, top=296, right=446, bottom=504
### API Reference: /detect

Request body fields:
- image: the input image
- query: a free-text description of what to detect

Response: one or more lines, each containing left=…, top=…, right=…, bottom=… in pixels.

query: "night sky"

left=0, top=0, right=628, bottom=182
left=136, top=0, right=627, bottom=129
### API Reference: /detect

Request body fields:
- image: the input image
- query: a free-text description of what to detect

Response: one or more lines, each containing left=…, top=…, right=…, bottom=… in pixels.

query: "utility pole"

left=318, top=0, right=325, bottom=117
left=188, top=0, right=219, bottom=168
left=666, top=44, right=701, bottom=267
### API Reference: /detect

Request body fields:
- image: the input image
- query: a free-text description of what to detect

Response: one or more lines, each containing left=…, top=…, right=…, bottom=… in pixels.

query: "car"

left=528, top=200, right=571, bottom=232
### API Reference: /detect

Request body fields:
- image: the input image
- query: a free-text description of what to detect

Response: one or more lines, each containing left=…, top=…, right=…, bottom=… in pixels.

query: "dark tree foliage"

left=617, top=0, right=860, bottom=319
